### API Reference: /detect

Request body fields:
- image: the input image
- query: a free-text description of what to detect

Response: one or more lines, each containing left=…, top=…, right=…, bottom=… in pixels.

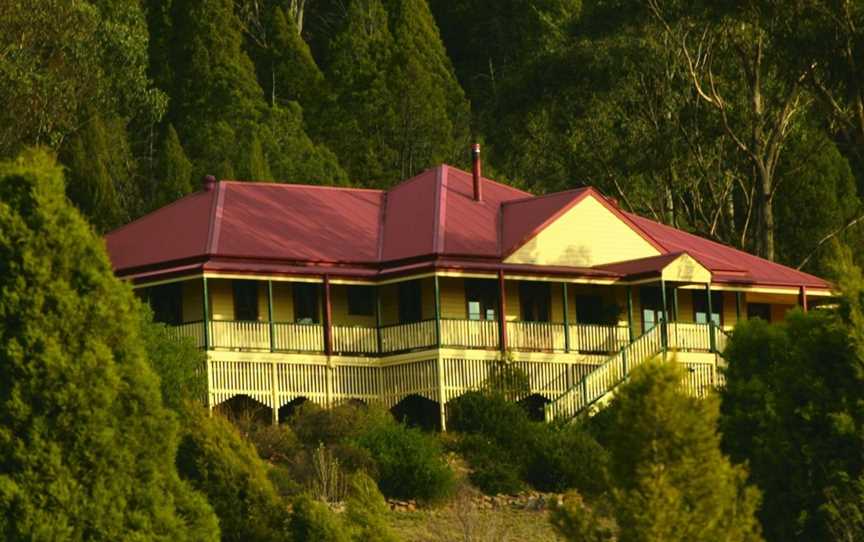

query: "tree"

left=176, top=405, right=290, bottom=542
left=344, top=472, right=399, bottom=542
left=151, top=0, right=346, bottom=184
left=721, top=286, right=864, bottom=541
left=0, top=150, right=218, bottom=540
left=139, top=312, right=206, bottom=412
left=150, top=124, right=194, bottom=211
left=0, top=0, right=165, bottom=157
left=554, top=359, right=762, bottom=542
left=318, top=0, right=470, bottom=186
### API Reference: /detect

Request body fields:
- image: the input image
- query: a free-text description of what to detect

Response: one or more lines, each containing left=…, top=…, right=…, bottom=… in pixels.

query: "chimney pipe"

left=202, top=174, right=217, bottom=192
left=471, top=143, right=482, bottom=202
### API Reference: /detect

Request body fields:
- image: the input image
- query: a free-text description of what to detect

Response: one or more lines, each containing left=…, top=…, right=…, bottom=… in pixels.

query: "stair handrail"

left=544, top=324, right=665, bottom=421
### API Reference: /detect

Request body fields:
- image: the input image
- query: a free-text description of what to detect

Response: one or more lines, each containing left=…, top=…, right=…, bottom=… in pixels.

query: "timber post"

left=434, top=275, right=442, bottom=348
left=323, top=275, right=333, bottom=356
left=736, top=291, right=743, bottom=322
left=626, top=286, right=635, bottom=342
left=706, top=283, right=716, bottom=352
left=437, top=353, right=447, bottom=432
left=660, top=279, right=668, bottom=358
left=498, top=270, right=507, bottom=353
left=202, top=276, right=210, bottom=350
left=271, top=361, right=279, bottom=425
left=267, top=280, right=275, bottom=352
left=375, top=286, right=383, bottom=354
left=799, top=285, right=808, bottom=312
left=562, top=282, right=570, bottom=353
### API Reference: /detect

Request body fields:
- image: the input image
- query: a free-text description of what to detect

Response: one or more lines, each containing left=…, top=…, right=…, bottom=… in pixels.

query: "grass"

left=387, top=506, right=561, bottom=541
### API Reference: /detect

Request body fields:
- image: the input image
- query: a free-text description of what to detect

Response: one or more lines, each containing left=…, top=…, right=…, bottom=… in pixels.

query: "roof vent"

left=471, top=143, right=482, bottom=202
left=202, top=174, right=217, bottom=192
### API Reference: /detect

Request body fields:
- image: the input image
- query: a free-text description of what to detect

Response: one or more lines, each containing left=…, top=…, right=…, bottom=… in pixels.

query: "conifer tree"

left=154, top=0, right=346, bottom=184
left=611, top=360, right=762, bottom=542
left=552, top=360, right=762, bottom=542
left=0, top=150, right=218, bottom=540
left=152, top=123, right=194, bottom=210
left=320, top=0, right=470, bottom=186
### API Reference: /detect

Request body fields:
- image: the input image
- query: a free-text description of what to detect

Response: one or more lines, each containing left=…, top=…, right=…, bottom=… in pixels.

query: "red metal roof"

left=104, top=164, right=830, bottom=290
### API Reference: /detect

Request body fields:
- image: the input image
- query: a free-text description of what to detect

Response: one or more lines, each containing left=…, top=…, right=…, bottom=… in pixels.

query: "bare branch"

left=796, top=213, right=864, bottom=270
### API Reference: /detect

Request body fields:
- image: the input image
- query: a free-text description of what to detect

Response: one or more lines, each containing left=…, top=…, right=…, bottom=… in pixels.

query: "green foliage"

left=151, top=124, right=194, bottom=210
left=549, top=492, right=615, bottom=542
left=140, top=311, right=206, bottom=412
left=609, top=360, right=762, bottom=542
left=354, top=418, right=455, bottom=503
left=318, top=0, right=470, bottom=186
left=450, top=391, right=608, bottom=495
left=0, top=0, right=164, bottom=155
left=345, top=471, right=399, bottom=542
left=61, top=114, right=137, bottom=232
left=721, top=295, right=864, bottom=541
left=288, top=494, right=351, bottom=542
left=153, top=0, right=346, bottom=185
left=0, top=150, right=217, bottom=540
left=176, top=405, right=289, bottom=542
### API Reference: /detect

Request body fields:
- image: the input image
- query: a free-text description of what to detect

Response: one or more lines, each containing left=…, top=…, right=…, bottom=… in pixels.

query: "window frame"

left=293, top=283, right=320, bottom=324
left=347, top=285, right=375, bottom=317
left=464, top=279, right=498, bottom=321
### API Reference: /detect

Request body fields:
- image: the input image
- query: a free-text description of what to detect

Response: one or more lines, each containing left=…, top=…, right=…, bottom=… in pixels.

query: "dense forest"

left=2, top=0, right=863, bottom=273
left=3, top=1, right=864, bottom=541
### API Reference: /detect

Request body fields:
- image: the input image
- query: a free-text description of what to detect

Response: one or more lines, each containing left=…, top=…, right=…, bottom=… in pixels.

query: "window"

left=347, top=286, right=375, bottom=316
left=640, top=287, right=667, bottom=331
left=693, top=291, right=723, bottom=325
left=465, top=279, right=497, bottom=320
left=233, top=280, right=259, bottom=321
left=519, top=282, right=551, bottom=322
left=575, top=295, right=604, bottom=325
left=294, top=283, right=319, bottom=323
left=398, top=281, right=423, bottom=323
left=747, top=302, right=771, bottom=322
left=149, top=283, right=182, bottom=325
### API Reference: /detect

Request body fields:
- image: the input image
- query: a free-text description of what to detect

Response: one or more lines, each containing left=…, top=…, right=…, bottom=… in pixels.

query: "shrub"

left=176, top=405, right=289, bottom=542
left=289, top=495, right=351, bottom=542
left=354, top=421, right=455, bottom=503
left=450, top=391, right=609, bottom=495
left=458, top=434, right=525, bottom=494
left=345, top=472, right=399, bottom=542
left=525, top=422, right=609, bottom=494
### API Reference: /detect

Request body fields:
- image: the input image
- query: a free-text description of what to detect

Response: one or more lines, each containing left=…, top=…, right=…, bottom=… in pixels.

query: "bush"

left=345, top=472, right=399, bottom=542
left=289, top=495, right=351, bottom=542
left=354, top=421, right=455, bottom=503
left=459, top=434, right=525, bottom=494
left=525, top=422, right=609, bottom=494
left=450, top=391, right=609, bottom=495
left=176, top=405, right=289, bottom=542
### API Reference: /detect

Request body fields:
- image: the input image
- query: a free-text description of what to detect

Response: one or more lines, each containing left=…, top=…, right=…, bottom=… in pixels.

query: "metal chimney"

left=471, top=144, right=482, bottom=202
left=202, top=174, right=217, bottom=192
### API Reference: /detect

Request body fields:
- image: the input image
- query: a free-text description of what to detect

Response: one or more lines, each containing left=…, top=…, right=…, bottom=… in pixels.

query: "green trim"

left=267, top=280, right=275, bottom=352
left=433, top=275, right=442, bottom=347
left=660, top=279, right=668, bottom=353
left=672, top=286, right=679, bottom=322
left=202, top=277, right=210, bottom=350
left=562, top=283, right=570, bottom=353
left=375, top=287, right=383, bottom=353
left=626, top=286, right=635, bottom=342
left=736, top=291, right=743, bottom=321
left=707, top=284, right=716, bottom=352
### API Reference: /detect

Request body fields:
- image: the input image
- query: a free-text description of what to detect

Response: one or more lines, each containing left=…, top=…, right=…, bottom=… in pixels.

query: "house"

left=105, top=147, right=831, bottom=429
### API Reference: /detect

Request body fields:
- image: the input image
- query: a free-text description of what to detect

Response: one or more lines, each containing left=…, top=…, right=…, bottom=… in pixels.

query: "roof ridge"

left=206, top=182, right=226, bottom=255
left=104, top=190, right=209, bottom=238
left=218, top=179, right=385, bottom=194
left=501, top=186, right=591, bottom=207
left=441, top=164, right=533, bottom=196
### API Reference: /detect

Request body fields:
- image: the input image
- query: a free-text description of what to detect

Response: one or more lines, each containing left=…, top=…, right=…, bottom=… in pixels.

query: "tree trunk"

left=755, top=163, right=775, bottom=261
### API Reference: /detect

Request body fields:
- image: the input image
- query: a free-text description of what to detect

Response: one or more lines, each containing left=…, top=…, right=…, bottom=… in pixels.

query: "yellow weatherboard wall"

left=505, top=194, right=661, bottom=266
left=661, top=254, right=711, bottom=283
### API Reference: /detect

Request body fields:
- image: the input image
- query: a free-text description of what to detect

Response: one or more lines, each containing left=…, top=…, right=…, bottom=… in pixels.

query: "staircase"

left=544, top=325, right=665, bottom=421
